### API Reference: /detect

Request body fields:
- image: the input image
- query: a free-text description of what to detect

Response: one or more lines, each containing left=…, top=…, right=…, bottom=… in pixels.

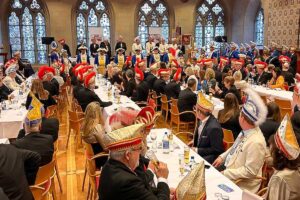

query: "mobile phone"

left=217, top=184, right=234, bottom=193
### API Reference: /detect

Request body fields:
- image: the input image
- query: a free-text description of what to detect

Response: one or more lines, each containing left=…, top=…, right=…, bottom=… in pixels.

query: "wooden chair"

left=30, top=185, right=50, bottom=200
left=161, top=94, right=171, bottom=122
left=45, top=105, right=58, bottom=119
left=53, top=145, right=63, bottom=193
left=222, top=128, right=235, bottom=151
left=32, top=159, right=57, bottom=200
left=257, top=187, right=268, bottom=197
left=66, top=109, right=85, bottom=148
left=84, top=142, right=109, bottom=200
left=151, top=91, right=161, bottom=111
left=174, top=132, right=194, bottom=146
left=169, top=98, right=196, bottom=132
left=259, top=95, right=268, bottom=105
left=274, top=98, right=292, bottom=120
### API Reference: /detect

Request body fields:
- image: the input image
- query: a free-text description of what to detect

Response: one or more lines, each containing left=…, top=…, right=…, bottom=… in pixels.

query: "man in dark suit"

left=18, top=117, right=59, bottom=142
left=58, top=39, right=71, bottom=57
left=144, top=64, right=158, bottom=90
left=177, top=78, right=197, bottom=122
left=99, top=124, right=170, bottom=200
left=290, top=47, right=297, bottom=75
left=100, top=38, right=112, bottom=60
left=114, top=35, right=127, bottom=53
left=165, top=68, right=181, bottom=100
left=282, top=62, right=295, bottom=88
left=153, top=69, right=170, bottom=96
left=38, top=66, right=59, bottom=97
left=131, top=68, right=149, bottom=102
left=76, top=71, right=112, bottom=111
left=0, top=144, right=41, bottom=199
left=90, top=38, right=99, bottom=58
left=193, top=92, right=224, bottom=164
left=254, top=61, right=272, bottom=85
left=120, top=69, right=136, bottom=97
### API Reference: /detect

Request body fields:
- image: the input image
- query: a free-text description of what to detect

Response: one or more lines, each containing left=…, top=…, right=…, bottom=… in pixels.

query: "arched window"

left=8, top=0, right=47, bottom=64
left=195, top=0, right=225, bottom=49
left=255, top=8, right=264, bottom=45
left=138, top=0, right=169, bottom=49
left=76, top=0, right=111, bottom=47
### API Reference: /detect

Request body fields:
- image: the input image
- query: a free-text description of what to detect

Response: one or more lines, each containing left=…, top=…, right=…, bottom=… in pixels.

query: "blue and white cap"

left=241, top=88, right=267, bottom=126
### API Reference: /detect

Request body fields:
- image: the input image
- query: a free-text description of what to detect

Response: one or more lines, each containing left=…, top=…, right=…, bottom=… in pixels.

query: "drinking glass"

left=150, top=131, right=157, bottom=152
left=178, top=154, right=185, bottom=177
left=145, top=150, right=159, bottom=168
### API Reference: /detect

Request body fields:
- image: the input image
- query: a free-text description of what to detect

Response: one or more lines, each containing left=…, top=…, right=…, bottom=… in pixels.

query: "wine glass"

left=178, top=154, right=185, bottom=177
left=145, top=150, right=159, bottom=168
left=150, top=131, right=157, bottom=152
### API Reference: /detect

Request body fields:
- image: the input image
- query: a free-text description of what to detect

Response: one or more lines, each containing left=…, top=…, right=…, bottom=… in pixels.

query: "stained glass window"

left=195, top=0, right=225, bottom=49
left=255, top=8, right=264, bottom=45
left=8, top=0, right=47, bottom=64
left=76, top=0, right=111, bottom=47
left=138, top=0, right=169, bottom=51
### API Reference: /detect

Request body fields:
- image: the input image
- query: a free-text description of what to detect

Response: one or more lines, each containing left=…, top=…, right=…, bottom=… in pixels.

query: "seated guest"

left=259, top=102, right=281, bottom=146
left=0, top=67, right=14, bottom=102
left=131, top=67, right=149, bottom=102
left=153, top=69, right=170, bottom=96
left=82, top=102, right=107, bottom=168
left=201, top=68, right=215, bottom=94
left=268, top=67, right=285, bottom=90
left=193, top=92, right=224, bottom=164
left=120, top=69, right=136, bottom=97
left=38, top=66, right=59, bottom=97
left=25, top=79, right=56, bottom=110
left=0, top=144, right=41, bottom=198
left=178, top=78, right=197, bottom=122
left=213, top=87, right=267, bottom=193
left=6, top=51, right=35, bottom=78
left=2, top=64, right=22, bottom=91
left=76, top=71, right=112, bottom=111
left=212, top=76, right=242, bottom=104
left=110, top=69, right=123, bottom=87
left=218, top=93, right=241, bottom=139
left=144, top=63, right=158, bottom=90
left=281, top=62, right=295, bottom=89
left=165, top=68, right=182, bottom=100
left=254, top=60, right=272, bottom=85
left=265, top=117, right=300, bottom=200
left=12, top=97, right=54, bottom=167
left=99, top=124, right=170, bottom=200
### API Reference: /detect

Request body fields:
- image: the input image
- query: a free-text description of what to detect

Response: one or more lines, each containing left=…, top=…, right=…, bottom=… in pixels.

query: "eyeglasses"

left=131, top=146, right=143, bottom=152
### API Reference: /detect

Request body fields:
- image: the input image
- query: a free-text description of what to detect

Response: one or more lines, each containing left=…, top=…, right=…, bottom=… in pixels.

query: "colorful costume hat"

left=275, top=114, right=300, bottom=160
left=25, top=92, right=44, bottom=126
left=157, top=68, right=170, bottom=77
left=97, top=48, right=107, bottom=52
left=5, top=63, right=17, bottom=75
left=84, top=71, right=96, bottom=87
left=38, top=66, right=55, bottom=80
left=197, top=92, right=214, bottom=112
left=175, top=161, right=206, bottom=200
left=254, top=60, right=268, bottom=69
left=135, top=67, right=144, bottom=81
left=241, top=88, right=267, bottom=126
left=104, top=124, right=145, bottom=151
left=173, top=68, right=182, bottom=81
left=78, top=45, right=88, bottom=50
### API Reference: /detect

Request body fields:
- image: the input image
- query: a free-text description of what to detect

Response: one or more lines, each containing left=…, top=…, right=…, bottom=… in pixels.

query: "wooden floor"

left=54, top=96, right=192, bottom=200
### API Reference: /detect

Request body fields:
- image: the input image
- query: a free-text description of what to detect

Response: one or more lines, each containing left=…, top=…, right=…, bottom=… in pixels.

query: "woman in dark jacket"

left=211, top=76, right=242, bottom=104
left=217, top=93, right=241, bottom=139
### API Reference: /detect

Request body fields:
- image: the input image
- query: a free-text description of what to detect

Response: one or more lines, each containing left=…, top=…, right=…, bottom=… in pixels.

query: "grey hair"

left=126, top=69, right=134, bottom=78
left=110, top=149, right=132, bottom=160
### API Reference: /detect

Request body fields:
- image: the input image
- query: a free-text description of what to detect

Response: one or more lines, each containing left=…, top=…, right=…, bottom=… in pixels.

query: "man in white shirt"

left=146, top=36, right=156, bottom=68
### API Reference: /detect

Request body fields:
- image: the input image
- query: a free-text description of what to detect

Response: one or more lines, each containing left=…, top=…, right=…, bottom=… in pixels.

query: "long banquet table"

left=148, top=128, right=243, bottom=199
left=251, top=85, right=293, bottom=102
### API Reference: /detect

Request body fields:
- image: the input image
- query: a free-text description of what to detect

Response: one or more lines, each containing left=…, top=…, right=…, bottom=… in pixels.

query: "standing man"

left=132, top=36, right=143, bottom=55
left=90, top=38, right=99, bottom=58
left=58, top=39, right=71, bottom=57
left=213, top=87, right=267, bottom=193
left=115, top=35, right=127, bottom=54
left=100, top=38, right=112, bottom=60
left=146, top=36, right=156, bottom=68
left=228, top=42, right=240, bottom=60
left=290, top=47, right=298, bottom=75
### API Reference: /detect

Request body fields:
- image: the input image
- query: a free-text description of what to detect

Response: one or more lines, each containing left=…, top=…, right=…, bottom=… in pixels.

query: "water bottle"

left=189, top=156, right=196, bottom=170
left=162, top=132, right=169, bottom=154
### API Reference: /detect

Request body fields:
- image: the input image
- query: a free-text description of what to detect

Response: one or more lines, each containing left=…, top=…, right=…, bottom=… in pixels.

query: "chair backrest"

left=45, top=105, right=57, bottom=118
left=30, top=186, right=49, bottom=200
left=222, top=128, right=234, bottom=150
left=161, top=94, right=169, bottom=111
left=274, top=98, right=292, bottom=119
left=84, top=142, right=108, bottom=176
left=170, top=98, right=179, bottom=123
left=259, top=95, right=268, bottom=105
left=34, top=159, right=56, bottom=185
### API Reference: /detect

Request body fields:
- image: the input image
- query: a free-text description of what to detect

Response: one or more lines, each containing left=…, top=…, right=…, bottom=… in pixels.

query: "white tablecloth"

left=0, top=90, right=28, bottom=138
left=251, top=85, right=293, bottom=102
left=148, top=128, right=243, bottom=200
left=94, top=79, right=141, bottom=132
